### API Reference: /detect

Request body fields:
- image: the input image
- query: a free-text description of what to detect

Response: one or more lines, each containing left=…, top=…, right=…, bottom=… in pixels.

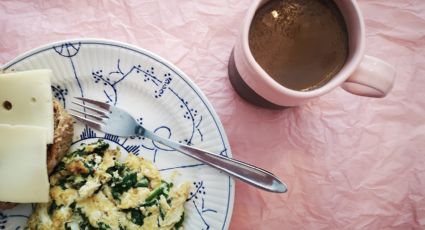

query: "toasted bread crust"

left=0, top=100, right=73, bottom=210
left=0, top=202, right=17, bottom=210
left=47, top=100, right=74, bottom=174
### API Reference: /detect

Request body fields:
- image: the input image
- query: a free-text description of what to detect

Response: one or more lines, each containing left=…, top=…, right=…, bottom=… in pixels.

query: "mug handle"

left=341, top=55, right=396, bottom=98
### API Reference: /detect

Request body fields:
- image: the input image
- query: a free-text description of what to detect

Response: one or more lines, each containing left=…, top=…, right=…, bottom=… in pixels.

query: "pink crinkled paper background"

left=1, top=0, right=424, bottom=229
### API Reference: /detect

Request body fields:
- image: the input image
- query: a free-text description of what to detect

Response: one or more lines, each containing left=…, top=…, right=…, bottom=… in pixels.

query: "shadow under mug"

left=228, top=0, right=396, bottom=109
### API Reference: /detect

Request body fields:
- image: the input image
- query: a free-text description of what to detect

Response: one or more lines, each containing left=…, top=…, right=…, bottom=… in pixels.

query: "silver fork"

left=70, top=97, right=287, bottom=193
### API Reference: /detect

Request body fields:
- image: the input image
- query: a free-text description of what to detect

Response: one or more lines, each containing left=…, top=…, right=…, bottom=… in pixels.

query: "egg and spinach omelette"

left=28, top=140, right=190, bottom=230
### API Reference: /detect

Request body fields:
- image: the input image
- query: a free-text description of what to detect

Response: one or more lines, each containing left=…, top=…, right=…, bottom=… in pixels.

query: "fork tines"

left=70, top=97, right=111, bottom=129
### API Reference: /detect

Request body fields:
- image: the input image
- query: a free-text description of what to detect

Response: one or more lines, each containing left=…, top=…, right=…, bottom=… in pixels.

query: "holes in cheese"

left=0, top=70, right=54, bottom=143
left=0, top=125, right=50, bottom=203
left=2, top=100, right=12, bottom=110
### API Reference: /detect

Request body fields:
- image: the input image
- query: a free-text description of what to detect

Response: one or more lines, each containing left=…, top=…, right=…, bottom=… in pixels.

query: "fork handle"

left=140, top=128, right=287, bottom=193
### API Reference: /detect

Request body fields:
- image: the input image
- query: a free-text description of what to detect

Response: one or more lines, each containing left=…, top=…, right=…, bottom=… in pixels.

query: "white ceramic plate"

left=0, top=39, right=234, bottom=230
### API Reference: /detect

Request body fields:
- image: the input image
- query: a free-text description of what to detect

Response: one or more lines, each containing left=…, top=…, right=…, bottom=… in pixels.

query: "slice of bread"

left=0, top=100, right=74, bottom=210
left=47, top=100, right=74, bottom=174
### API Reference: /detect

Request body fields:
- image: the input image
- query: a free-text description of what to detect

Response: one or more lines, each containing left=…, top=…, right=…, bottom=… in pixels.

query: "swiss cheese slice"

left=0, top=124, right=49, bottom=203
left=0, top=70, right=54, bottom=143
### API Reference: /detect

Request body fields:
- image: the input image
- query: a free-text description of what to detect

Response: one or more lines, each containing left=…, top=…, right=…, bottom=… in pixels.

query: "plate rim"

left=0, top=38, right=235, bottom=230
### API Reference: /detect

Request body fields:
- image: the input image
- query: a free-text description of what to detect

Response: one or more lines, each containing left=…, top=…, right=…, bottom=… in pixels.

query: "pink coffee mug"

left=228, top=0, right=396, bottom=108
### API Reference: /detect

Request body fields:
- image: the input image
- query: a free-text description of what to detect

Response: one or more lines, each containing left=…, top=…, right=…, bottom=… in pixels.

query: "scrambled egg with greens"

left=28, top=140, right=190, bottom=230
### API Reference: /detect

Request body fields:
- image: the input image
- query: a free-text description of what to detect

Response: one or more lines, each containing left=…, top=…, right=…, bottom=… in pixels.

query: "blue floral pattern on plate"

left=0, top=39, right=234, bottom=230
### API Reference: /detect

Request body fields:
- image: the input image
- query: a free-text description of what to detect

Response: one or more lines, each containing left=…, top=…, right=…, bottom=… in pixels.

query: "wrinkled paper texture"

left=1, top=0, right=424, bottom=229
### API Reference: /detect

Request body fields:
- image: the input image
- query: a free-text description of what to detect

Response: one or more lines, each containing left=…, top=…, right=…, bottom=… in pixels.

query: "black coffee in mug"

left=249, top=0, right=349, bottom=91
